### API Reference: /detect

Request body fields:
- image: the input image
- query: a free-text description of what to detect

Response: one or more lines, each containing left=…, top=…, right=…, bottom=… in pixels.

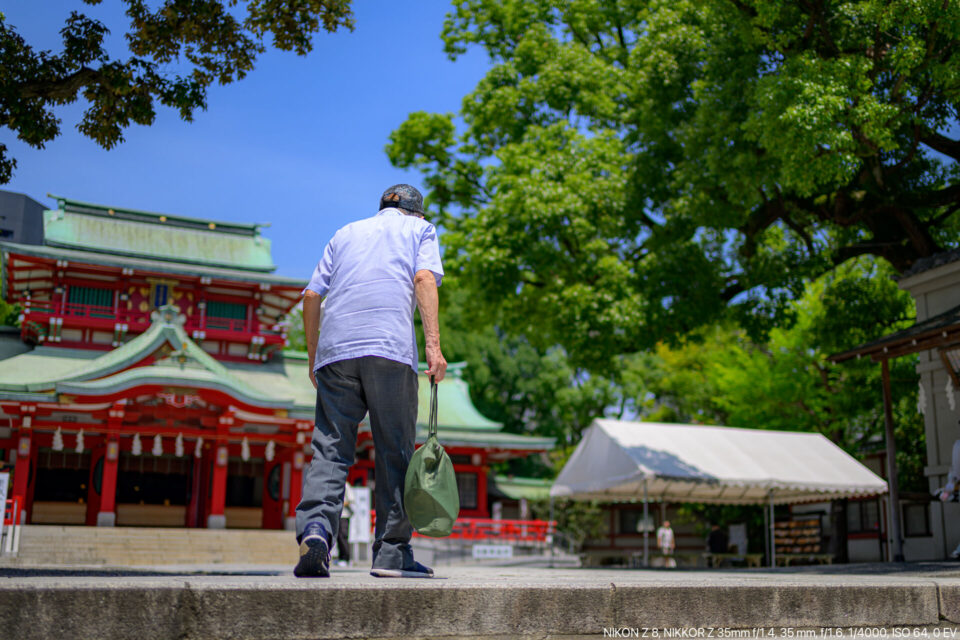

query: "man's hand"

left=425, top=343, right=447, bottom=382
left=309, top=368, right=317, bottom=390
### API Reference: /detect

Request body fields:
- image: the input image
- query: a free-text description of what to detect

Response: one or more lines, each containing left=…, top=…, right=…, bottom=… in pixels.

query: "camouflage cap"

left=379, top=184, right=425, bottom=216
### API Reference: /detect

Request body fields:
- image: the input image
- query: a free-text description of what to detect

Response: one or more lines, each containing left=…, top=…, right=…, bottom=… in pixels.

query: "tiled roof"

left=829, top=302, right=960, bottom=362
left=44, top=196, right=276, bottom=272
left=0, top=241, right=306, bottom=287
left=899, top=247, right=960, bottom=279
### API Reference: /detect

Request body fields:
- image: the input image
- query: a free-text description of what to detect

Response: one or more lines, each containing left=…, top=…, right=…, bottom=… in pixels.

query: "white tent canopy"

left=551, top=419, right=888, bottom=505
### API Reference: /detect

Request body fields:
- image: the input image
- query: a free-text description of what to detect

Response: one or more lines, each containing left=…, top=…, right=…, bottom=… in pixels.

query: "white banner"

left=347, top=486, right=371, bottom=544
left=0, top=472, right=9, bottom=547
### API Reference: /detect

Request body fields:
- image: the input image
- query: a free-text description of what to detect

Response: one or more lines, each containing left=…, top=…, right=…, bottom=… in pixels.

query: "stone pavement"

left=2, top=563, right=960, bottom=639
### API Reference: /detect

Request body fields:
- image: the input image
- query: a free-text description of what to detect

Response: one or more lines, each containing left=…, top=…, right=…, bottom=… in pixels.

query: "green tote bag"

left=404, top=376, right=460, bottom=537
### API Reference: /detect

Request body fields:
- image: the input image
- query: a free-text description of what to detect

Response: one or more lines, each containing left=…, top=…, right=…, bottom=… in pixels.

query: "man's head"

left=662, top=520, right=670, bottom=528
left=380, top=184, right=425, bottom=218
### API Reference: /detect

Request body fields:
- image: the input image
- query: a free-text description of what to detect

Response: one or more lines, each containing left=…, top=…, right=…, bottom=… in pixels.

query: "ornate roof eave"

left=0, top=306, right=297, bottom=411
left=54, top=367, right=295, bottom=412
left=0, top=240, right=306, bottom=287
left=829, top=302, right=960, bottom=363
left=0, top=391, right=58, bottom=403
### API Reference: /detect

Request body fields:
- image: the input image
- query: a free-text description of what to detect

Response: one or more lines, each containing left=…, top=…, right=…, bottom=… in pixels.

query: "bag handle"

left=429, top=375, right=438, bottom=438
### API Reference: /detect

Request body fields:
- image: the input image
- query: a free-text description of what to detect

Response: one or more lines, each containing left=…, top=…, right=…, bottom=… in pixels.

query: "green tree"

left=388, top=0, right=960, bottom=372
left=1, top=0, right=353, bottom=183
left=433, top=281, right=620, bottom=448
left=627, top=258, right=926, bottom=491
left=285, top=304, right=306, bottom=352
left=0, top=299, right=20, bottom=327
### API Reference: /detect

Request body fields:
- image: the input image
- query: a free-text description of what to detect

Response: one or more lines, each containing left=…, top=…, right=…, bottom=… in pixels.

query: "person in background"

left=707, top=523, right=729, bottom=554
left=938, top=438, right=960, bottom=559
left=657, top=520, right=676, bottom=568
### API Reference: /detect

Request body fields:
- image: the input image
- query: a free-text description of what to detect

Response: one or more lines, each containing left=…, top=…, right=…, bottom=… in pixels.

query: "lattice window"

left=68, top=285, right=113, bottom=307
left=207, top=300, right=247, bottom=319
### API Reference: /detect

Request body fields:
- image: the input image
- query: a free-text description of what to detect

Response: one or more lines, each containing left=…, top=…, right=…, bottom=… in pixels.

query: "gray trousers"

left=295, top=356, right=418, bottom=569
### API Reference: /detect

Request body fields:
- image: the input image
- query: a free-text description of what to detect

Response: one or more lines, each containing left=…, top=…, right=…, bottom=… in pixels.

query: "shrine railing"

left=20, top=300, right=283, bottom=338
left=187, top=316, right=249, bottom=333
left=414, top=518, right=555, bottom=543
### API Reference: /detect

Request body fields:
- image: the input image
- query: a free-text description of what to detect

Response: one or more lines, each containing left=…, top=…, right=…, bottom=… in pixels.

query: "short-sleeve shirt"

left=302, top=208, right=443, bottom=373
left=657, top=526, right=674, bottom=550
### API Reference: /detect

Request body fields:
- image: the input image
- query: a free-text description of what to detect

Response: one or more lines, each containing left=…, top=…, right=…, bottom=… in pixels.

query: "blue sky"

left=2, top=1, right=490, bottom=279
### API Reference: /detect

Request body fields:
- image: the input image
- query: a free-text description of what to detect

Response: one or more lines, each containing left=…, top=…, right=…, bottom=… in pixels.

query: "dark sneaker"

left=370, top=561, right=434, bottom=578
left=294, top=522, right=330, bottom=578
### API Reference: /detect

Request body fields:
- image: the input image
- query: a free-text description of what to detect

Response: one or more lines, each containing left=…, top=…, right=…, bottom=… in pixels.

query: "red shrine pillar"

left=97, top=403, right=124, bottom=526
left=11, top=415, right=32, bottom=519
left=98, top=439, right=120, bottom=526
left=207, top=413, right=232, bottom=529
left=285, top=449, right=305, bottom=530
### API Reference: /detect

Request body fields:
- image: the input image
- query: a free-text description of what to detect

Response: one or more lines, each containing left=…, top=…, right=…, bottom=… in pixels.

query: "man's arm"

left=415, top=269, right=447, bottom=382
left=303, top=290, right=323, bottom=389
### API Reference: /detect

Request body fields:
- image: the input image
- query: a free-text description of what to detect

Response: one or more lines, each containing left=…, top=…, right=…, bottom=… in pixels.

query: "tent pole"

left=549, top=495, right=555, bottom=568
left=643, top=479, right=649, bottom=568
left=881, top=358, right=905, bottom=562
left=763, top=498, right=770, bottom=565
left=768, top=490, right=776, bottom=568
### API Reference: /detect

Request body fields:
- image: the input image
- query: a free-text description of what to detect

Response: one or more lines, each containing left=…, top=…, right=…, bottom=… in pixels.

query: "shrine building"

left=0, top=192, right=555, bottom=529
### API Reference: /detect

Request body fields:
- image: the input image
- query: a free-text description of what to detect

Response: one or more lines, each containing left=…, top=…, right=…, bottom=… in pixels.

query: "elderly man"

left=295, top=184, right=447, bottom=578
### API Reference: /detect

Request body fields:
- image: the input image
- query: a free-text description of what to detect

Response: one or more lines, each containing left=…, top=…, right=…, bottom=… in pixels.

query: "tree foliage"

left=624, top=258, right=926, bottom=491
left=0, top=299, right=20, bottom=327
left=388, top=0, right=960, bottom=372
left=0, top=0, right=354, bottom=183
left=432, top=258, right=926, bottom=491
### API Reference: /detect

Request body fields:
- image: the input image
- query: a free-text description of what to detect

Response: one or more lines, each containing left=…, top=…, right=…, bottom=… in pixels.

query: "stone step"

left=1, top=566, right=958, bottom=639
left=5, top=525, right=297, bottom=566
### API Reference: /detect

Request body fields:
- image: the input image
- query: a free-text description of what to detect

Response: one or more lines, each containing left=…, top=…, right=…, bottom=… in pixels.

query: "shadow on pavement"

left=0, top=568, right=287, bottom=578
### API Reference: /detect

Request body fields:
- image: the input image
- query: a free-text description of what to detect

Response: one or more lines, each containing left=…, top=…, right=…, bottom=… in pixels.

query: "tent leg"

left=549, top=496, right=555, bottom=569
left=643, top=479, right=649, bottom=568
left=763, top=500, right=770, bottom=566
left=769, top=491, right=776, bottom=568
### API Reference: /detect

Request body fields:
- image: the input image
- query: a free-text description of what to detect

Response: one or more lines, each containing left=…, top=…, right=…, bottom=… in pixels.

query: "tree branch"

left=906, top=182, right=960, bottom=209
left=920, top=131, right=960, bottom=161
left=20, top=67, right=103, bottom=101
left=925, top=202, right=960, bottom=229
left=782, top=214, right=816, bottom=256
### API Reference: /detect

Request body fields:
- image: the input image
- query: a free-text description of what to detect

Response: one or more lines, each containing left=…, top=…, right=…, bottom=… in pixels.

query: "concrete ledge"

left=941, top=584, right=960, bottom=623
left=1, top=568, right=959, bottom=640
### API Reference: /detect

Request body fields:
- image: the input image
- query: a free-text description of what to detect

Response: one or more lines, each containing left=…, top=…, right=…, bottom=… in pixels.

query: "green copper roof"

left=492, top=475, right=554, bottom=500
left=0, top=318, right=557, bottom=452
left=56, top=364, right=293, bottom=410
left=0, top=306, right=291, bottom=408
left=225, top=356, right=317, bottom=411
left=0, top=347, right=98, bottom=389
left=51, top=195, right=267, bottom=235
left=414, top=428, right=555, bottom=450
left=0, top=241, right=306, bottom=287
left=44, top=196, right=276, bottom=272
left=416, top=367, right=501, bottom=432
